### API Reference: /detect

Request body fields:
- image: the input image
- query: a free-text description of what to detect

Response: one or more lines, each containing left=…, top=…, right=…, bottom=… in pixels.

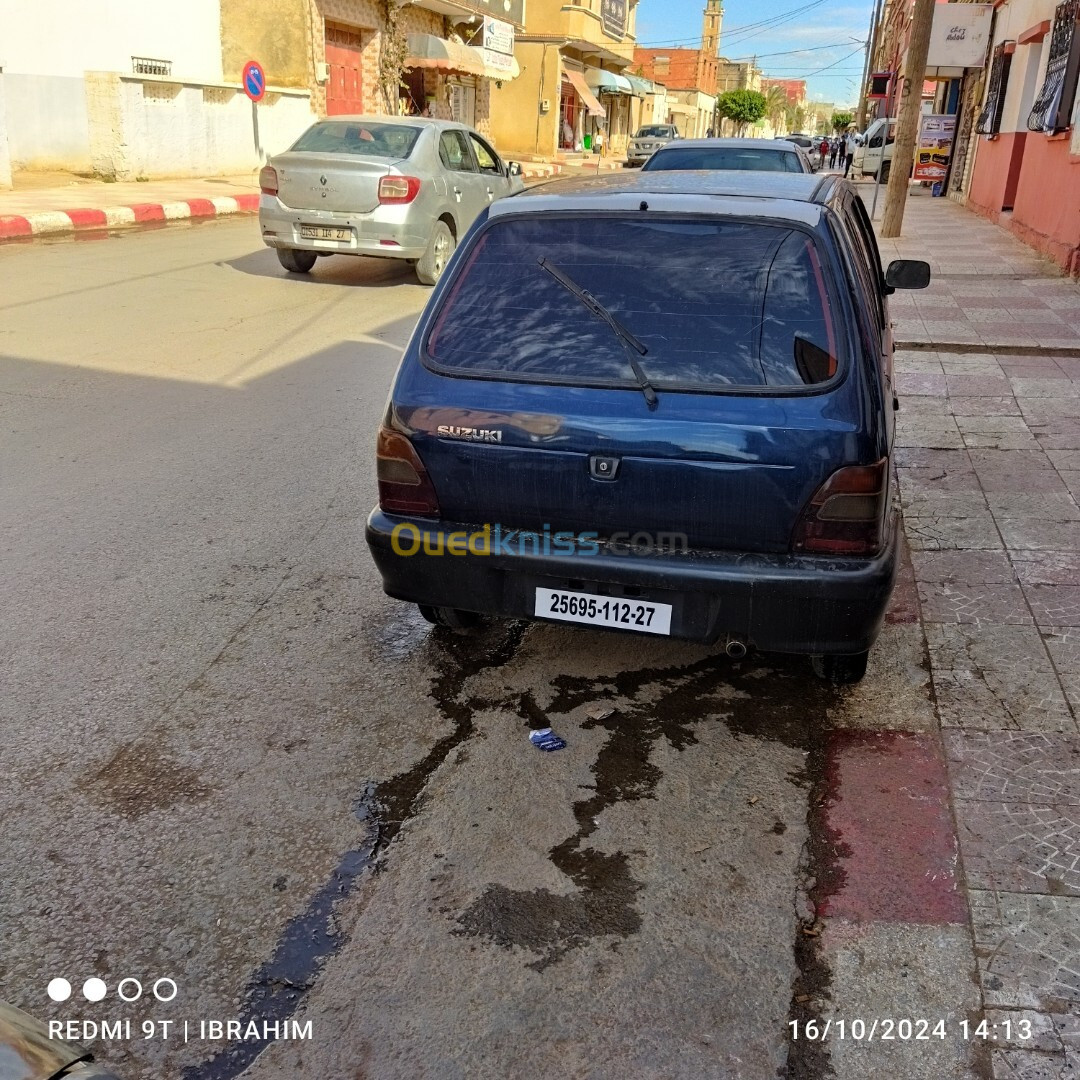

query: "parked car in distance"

left=641, top=137, right=813, bottom=174
left=258, top=117, right=524, bottom=285
left=625, top=124, right=680, bottom=167
left=776, top=133, right=821, bottom=170
left=366, top=170, right=931, bottom=683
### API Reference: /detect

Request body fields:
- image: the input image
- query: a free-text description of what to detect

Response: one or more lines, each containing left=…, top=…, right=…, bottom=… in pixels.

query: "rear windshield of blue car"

left=290, top=122, right=420, bottom=159
left=425, top=215, right=842, bottom=392
left=643, top=147, right=806, bottom=173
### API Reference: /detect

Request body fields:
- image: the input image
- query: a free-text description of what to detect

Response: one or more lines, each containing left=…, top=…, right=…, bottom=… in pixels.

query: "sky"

left=634, top=0, right=874, bottom=108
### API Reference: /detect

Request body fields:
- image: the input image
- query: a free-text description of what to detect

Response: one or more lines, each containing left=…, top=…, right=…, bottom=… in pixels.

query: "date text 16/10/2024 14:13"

left=789, top=1018, right=1033, bottom=1041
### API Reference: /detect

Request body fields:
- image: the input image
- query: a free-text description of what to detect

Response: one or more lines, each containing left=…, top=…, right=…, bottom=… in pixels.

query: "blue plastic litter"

left=529, top=728, right=567, bottom=752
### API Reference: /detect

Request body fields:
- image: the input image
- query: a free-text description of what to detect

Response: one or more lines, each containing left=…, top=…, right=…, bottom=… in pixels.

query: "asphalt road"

left=0, top=219, right=934, bottom=1079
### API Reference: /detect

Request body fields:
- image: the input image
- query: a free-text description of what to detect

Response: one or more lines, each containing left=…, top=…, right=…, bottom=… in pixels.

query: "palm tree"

left=783, top=102, right=808, bottom=134
left=764, top=86, right=788, bottom=135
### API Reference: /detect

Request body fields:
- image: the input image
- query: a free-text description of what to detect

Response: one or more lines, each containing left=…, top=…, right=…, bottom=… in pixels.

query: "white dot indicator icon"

left=83, top=978, right=107, bottom=1002
left=47, top=978, right=72, bottom=1002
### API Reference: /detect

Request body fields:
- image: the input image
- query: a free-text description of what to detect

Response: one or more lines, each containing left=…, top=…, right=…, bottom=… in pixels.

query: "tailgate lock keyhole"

left=589, top=455, right=620, bottom=481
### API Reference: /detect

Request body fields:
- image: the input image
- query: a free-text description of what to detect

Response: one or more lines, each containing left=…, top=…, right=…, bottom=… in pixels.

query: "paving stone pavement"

left=875, top=188, right=1080, bottom=1079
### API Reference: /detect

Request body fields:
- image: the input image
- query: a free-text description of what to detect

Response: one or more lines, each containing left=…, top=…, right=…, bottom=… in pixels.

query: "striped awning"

left=405, top=34, right=519, bottom=81
left=563, top=69, right=606, bottom=118
left=586, top=69, right=635, bottom=96
left=624, top=74, right=655, bottom=98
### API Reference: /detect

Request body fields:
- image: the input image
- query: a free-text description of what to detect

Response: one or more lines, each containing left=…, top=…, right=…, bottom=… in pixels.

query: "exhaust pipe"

left=724, top=636, right=748, bottom=659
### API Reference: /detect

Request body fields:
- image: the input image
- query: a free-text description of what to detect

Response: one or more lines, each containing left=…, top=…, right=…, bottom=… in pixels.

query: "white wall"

left=4, top=74, right=91, bottom=169
left=0, top=0, right=223, bottom=81
left=90, top=75, right=312, bottom=179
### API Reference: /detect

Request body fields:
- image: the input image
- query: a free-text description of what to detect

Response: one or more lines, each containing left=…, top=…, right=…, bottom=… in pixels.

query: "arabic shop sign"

left=601, top=0, right=627, bottom=39
left=926, top=4, right=993, bottom=68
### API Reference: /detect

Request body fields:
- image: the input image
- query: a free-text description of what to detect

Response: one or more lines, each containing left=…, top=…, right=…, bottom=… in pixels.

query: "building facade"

left=962, top=0, right=1080, bottom=273
left=490, top=0, right=645, bottom=160
left=633, top=1, right=721, bottom=138
left=0, top=0, right=526, bottom=183
left=866, top=0, right=1078, bottom=274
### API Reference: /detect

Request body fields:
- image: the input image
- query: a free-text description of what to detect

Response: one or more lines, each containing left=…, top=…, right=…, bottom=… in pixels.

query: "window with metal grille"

left=132, top=56, right=172, bottom=77
left=977, top=42, right=1013, bottom=134
left=1027, top=0, right=1080, bottom=132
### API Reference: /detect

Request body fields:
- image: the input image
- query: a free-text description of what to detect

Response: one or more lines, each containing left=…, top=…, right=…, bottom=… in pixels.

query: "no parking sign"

left=242, top=60, right=266, bottom=103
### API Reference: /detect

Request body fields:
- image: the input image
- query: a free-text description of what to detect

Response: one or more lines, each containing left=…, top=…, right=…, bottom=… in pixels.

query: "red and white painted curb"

left=0, top=194, right=260, bottom=242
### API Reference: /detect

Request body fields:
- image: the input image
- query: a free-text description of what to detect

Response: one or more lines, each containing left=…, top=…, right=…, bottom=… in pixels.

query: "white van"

left=855, top=117, right=897, bottom=180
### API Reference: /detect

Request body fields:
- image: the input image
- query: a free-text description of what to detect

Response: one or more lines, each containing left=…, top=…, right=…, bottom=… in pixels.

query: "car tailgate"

left=272, top=152, right=395, bottom=213
left=395, top=385, right=865, bottom=555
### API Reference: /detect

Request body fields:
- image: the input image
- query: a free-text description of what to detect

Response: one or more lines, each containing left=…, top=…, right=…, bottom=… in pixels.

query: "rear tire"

left=416, top=221, right=455, bottom=286
left=417, top=604, right=481, bottom=629
left=811, top=651, right=870, bottom=684
left=276, top=248, right=317, bottom=274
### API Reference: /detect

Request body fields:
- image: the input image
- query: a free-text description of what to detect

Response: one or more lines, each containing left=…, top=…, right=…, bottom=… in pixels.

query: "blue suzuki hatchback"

left=366, top=172, right=929, bottom=682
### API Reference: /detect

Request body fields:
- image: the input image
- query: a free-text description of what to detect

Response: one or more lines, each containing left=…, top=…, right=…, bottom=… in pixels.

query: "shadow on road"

left=222, top=246, right=425, bottom=290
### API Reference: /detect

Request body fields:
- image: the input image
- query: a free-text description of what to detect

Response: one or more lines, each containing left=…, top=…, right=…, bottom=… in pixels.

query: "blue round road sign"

left=242, top=60, right=266, bottom=102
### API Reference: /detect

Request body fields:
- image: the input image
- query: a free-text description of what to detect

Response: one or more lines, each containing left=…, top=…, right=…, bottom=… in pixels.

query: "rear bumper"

left=258, top=195, right=430, bottom=259
left=365, top=510, right=899, bottom=655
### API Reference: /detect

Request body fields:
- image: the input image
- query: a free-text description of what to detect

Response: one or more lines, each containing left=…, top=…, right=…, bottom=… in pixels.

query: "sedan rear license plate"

left=535, top=588, right=672, bottom=636
left=300, top=225, right=352, bottom=241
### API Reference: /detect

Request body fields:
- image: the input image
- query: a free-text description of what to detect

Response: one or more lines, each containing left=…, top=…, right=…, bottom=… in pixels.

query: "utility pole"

left=880, top=0, right=935, bottom=238
left=857, top=0, right=886, bottom=129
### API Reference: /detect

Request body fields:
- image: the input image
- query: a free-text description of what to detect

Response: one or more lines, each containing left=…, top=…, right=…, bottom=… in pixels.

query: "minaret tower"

left=702, top=0, right=724, bottom=57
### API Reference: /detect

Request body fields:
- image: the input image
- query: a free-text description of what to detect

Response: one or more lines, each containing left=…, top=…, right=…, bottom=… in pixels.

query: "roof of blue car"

left=493, top=170, right=835, bottom=226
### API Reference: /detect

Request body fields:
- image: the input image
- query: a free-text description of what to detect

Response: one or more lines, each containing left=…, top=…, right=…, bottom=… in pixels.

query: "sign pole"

left=251, top=98, right=262, bottom=159
left=870, top=159, right=885, bottom=218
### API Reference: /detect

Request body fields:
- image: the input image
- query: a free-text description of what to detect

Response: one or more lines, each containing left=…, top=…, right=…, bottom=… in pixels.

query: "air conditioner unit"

left=316, top=61, right=330, bottom=84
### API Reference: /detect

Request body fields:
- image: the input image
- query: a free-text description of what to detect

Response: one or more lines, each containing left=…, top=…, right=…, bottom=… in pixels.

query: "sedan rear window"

left=426, top=216, right=841, bottom=391
left=643, top=147, right=805, bottom=173
left=290, top=122, right=421, bottom=159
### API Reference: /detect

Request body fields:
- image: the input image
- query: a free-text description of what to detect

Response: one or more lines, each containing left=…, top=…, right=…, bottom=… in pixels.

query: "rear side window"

left=291, top=122, right=420, bottom=159
left=644, top=147, right=805, bottom=173
left=426, top=216, right=842, bottom=391
left=439, top=131, right=475, bottom=171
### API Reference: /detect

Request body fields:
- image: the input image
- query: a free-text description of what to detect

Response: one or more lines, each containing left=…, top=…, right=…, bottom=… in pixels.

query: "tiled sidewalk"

left=877, top=188, right=1080, bottom=1078
left=0, top=173, right=258, bottom=216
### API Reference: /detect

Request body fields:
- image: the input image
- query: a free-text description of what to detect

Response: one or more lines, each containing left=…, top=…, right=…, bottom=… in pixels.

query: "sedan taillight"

left=259, top=165, right=278, bottom=196
left=791, top=459, right=888, bottom=556
left=378, top=176, right=422, bottom=204
left=376, top=427, right=440, bottom=516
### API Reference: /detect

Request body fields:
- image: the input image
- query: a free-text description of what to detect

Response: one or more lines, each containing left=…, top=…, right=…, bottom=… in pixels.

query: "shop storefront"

left=403, top=28, right=519, bottom=137
left=559, top=66, right=606, bottom=151
left=585, top=69, right=640, bottom=155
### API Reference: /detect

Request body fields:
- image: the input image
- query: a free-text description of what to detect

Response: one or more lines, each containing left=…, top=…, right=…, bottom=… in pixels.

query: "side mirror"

left=507, top=161, right=523, bottom=176
left=885, top=259, right=931, bottom=291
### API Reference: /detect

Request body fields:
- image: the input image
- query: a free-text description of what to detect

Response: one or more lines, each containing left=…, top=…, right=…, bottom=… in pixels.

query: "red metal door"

left=325, top=23, right=364, bottom=115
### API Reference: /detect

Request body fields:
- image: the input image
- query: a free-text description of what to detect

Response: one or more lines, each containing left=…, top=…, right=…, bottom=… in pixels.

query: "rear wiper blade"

left=537, top=257, right=658, bottom=409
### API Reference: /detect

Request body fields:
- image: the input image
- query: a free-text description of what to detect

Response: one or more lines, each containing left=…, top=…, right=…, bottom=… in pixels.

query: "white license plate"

left=535, top=588, right=672, bottom=635
left=300, top=225, right=352, bottom=241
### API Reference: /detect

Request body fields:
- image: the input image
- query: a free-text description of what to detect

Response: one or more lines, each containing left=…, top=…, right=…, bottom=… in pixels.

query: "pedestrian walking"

left=829, top=138, right=839, bottom=169
left=818, top=137, right=829, bottom=168
left=843, top=130, right=858, bottom=178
